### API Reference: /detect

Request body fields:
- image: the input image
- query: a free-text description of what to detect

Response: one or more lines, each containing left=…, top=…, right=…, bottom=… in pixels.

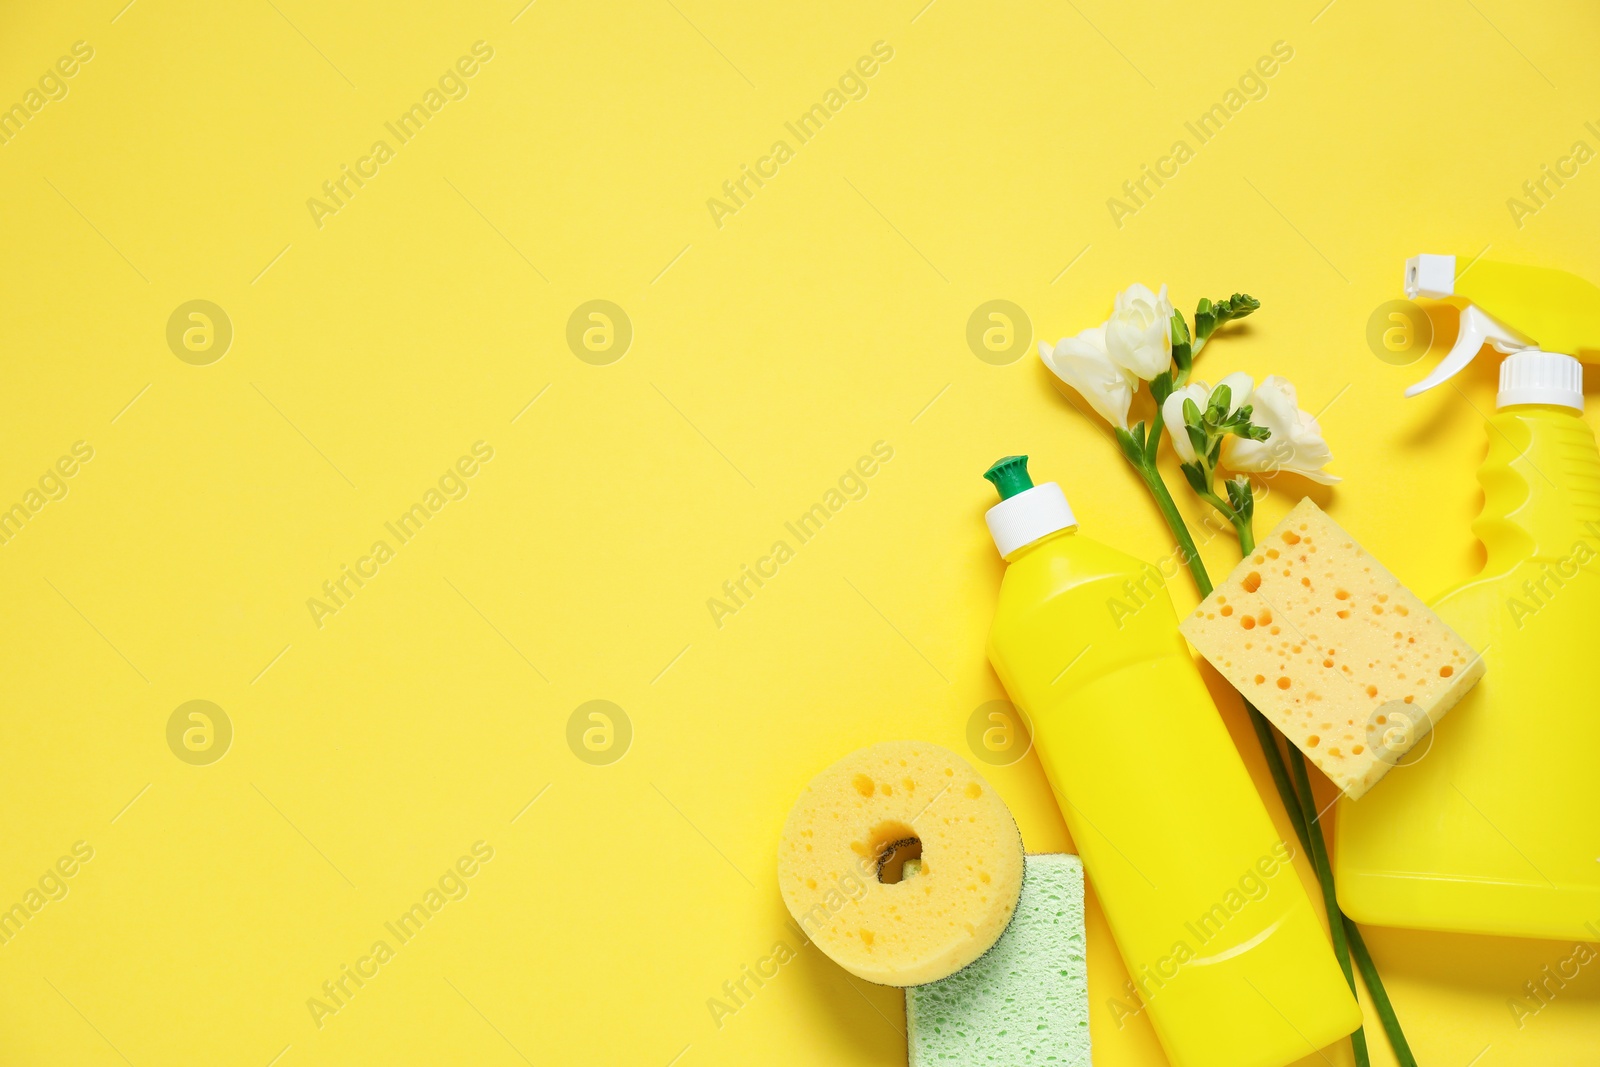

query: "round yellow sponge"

left=777, top=741, right=1023, bottom=986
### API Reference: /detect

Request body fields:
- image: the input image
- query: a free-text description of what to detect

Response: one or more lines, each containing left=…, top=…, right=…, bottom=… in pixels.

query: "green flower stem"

left=1133, top=456, right=1213, bottom=597
left=1129, top=456, right=1321, bottom=855
left=1197, top=489, right=1234, bottom=515
left=1143, top=406, right=1168, bottom=468
left=1121, top=447, right=1399, bottom=1067
left=1346, top=920, right=1419, bottom=1067
left=1253, top=716, right=1414, bottom=1066
left=1195, top=482, right=1256, bottom=557
left=1221, top=498, right=1255, bottom=556
left=1235, top=521, right=1256, bottom=557
left=1286, top=744, right=1370, bottom=1067
left=1239, top=693, right=1406, bottom=1067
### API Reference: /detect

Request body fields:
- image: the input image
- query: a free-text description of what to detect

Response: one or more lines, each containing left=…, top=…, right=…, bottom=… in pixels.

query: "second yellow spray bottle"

left=1337, top=256, right=1600, bottom=941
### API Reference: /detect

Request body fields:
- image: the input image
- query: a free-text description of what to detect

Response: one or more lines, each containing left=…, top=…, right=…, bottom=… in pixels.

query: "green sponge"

left=906, top=853, right=1090, bottom=1065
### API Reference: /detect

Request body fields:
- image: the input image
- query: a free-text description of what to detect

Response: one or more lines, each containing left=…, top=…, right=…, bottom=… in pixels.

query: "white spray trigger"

left=1404, top=304, right=1534, bottom=398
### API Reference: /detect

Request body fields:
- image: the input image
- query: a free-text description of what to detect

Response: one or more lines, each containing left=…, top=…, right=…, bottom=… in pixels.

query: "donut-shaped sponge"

left=777, top=741, right=1024, bottom=986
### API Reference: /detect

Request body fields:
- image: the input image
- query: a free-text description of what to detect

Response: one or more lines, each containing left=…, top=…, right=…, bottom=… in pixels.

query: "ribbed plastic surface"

left=1499, top=350, right=1583, bottom=411
left=985, top=483, right=1075, bottom=557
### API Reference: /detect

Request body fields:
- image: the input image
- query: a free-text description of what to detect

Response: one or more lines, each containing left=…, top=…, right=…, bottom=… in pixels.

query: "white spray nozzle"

left=1404, top=305, right=1533, bottom=397
left=1405, top=254, right=1456, bottom=299
left=1402, top=253, right=1587, bottom=412
left=1402, top=254, right=1535, bottom=397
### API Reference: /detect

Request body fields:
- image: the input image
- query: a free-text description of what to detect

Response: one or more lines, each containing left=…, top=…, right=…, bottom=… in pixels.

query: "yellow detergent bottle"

left=981, top=457, right=1360, bottom=1067
left=1336, top=255, right=1600, bottom=940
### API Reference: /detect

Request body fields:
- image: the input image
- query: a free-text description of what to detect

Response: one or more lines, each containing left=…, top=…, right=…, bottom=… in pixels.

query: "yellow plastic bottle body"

left=988, top=528, right=1360, bottom=1067
left=1337, top=406, right=1600, bottom=939
left=1453, top=260, right=1600, bottom=355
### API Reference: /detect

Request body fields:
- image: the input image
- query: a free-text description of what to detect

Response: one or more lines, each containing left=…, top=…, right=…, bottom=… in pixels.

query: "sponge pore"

left=906, top=853, right=1090, bottom=1066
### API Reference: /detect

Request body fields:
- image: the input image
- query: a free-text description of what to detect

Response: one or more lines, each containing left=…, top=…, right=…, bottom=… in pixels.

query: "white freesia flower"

left=1160, top=373, right=1253, bottom=463
left=1105, top=283, right=1174, bottom=380
left=1212, top=371, right=1254, bottom=414
left=1039, top=326, right=1136, bottom=430
left=1222, top=374, right=1340, bottom=484
left=1160, top=383, right=1211, bottom=464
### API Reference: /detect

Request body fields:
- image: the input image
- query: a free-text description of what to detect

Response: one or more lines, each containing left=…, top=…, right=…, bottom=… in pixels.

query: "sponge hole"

left=866, top=820, right=923, bottom=884
left=877, top=837, right=923, bottom=884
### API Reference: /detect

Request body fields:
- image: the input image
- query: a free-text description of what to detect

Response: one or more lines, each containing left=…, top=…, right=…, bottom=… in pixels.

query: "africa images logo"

left=305, top=42, right=495, bottom=230
left=704, top=41, right=894, bottom=230
left=306, top=442, right=494, bottom=629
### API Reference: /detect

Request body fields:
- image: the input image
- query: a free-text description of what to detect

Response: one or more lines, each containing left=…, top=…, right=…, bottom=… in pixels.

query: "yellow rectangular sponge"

left=1179, top=498, right=1484, bottom=799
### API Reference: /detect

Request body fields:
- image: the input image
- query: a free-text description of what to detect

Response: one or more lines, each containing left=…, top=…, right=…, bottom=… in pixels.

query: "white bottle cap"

left=1498, top=350, right=1583, bottom=411
left=986, top=483, right=1075, bottom=557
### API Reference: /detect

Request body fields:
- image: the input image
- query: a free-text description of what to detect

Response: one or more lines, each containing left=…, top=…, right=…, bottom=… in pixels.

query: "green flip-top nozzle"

left=984, top=455, right=1033, bottom=500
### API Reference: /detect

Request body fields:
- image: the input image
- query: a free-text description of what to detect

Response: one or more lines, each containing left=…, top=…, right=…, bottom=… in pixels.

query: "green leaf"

left=1194, top=298, right=1216, bottom=343
left=1169, top=310, right=1193, bottom=377
left=1223, top=407, right=1272, bottom=442
left=1227, top=477, right=1256, bottom=522
left=1208, top=435, right=1223, bottom=465
left=1198, top=293, right=1261, bottom=342
left=1180, top=462, right=1209, bottom=495
left=1216, top=292, right=1254, bottom=326
left=1186, top=423, right=1207, bottom=459
left=1150, top=371, right=1173, bottom=405
left=1182, top=398, right=1202, bottom=427
left=1220, top=292, right=1262, bottom=318
left=1172, top=340, right=1192, bottom=377
left=1115, top=426, right=1144, bottom=466
left=1225, top=477, right=1247, bottom=511
left=1206, top=383, right=1232, bottom=423
left=1169, top=309, right=1192, bottom=347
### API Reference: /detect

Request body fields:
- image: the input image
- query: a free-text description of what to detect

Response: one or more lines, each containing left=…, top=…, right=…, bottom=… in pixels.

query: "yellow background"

left=2, top=0, right=1597, bottom=1064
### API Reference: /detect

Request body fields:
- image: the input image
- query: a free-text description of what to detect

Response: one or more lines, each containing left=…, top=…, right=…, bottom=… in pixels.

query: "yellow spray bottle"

left=1336, top=255, right=1600, bottom=940
left=982, top=456, right=1359, bottom=1067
